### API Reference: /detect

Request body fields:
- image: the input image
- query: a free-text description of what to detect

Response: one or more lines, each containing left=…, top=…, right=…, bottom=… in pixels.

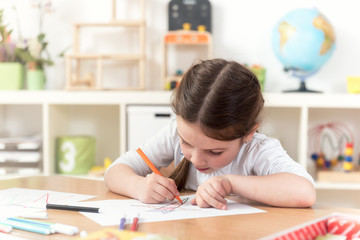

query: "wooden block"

left=317, top=171, right=360, bottom=183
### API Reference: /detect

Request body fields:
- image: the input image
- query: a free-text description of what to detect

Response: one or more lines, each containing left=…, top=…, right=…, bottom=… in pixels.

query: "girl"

left=105, top=59, right=316, bottom=210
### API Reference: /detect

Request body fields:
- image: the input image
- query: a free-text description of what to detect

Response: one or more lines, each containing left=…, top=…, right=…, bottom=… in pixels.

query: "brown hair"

left=169, top=59, right=264, bottom=190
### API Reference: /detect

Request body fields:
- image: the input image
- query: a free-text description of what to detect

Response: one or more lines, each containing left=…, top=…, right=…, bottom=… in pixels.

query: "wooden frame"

left=65, top=0, right=146, bottom=90
left=162, top=30, right=212, bottom=90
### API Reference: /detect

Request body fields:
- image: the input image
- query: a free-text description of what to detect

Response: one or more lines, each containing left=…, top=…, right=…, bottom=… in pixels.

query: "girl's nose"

left=190, top=149, right=206, bottom=166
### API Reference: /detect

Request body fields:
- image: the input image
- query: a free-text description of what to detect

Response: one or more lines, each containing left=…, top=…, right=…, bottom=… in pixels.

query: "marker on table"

left=0, top=222, right=12, bottom=233
left=0, top=219, right=51, bottom=235
left=136, top=148, right=183, bottom=204
left=7, top=217, right=78, bottom=236
left=46, top=203, right=103, bottom=213
left=119, top=214, right=126, bottom=230
left=130, top=214, right=139, bottom=231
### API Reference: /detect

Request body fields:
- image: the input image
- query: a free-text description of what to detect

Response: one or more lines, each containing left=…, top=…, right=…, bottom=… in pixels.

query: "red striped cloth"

left=327, top=216, right=360, bottom=240
left=274, top=220, right=327, bottom=240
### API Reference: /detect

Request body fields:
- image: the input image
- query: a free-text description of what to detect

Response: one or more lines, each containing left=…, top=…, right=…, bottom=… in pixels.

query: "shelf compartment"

left=260, top=106, right=301, bottom=163
left=308, top=107, right=360, bottom=181
left=48, top=104, right=120, bottom=175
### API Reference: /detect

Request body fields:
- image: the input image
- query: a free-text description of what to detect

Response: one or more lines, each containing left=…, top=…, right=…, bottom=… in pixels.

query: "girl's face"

left=176, top=117, right=243, bottom=174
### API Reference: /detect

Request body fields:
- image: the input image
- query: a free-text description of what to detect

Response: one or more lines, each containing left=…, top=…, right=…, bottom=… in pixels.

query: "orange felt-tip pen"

left=136, top=148, right=183, bottom=204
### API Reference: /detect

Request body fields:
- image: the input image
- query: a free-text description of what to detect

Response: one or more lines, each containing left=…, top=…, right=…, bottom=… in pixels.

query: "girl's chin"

left=196, top=168, right=212, bottom=174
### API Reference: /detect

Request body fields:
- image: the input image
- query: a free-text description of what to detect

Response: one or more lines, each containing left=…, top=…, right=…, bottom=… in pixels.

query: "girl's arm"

left=104, top=118, right=181, bottom=203
left=228, top=172, right=316, bottom=207
left=191, top=172, right=315, bottom=210
left=105, top=163, right=180, bottom=203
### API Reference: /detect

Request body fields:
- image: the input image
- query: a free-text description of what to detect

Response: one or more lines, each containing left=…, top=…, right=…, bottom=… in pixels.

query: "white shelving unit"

left=0, top=91, right=359, bottom=194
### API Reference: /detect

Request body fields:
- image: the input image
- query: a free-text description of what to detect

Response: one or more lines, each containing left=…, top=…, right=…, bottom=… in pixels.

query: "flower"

left=0, top=9, right=22, bottom=63
left=16, top=33, right=53, bottom=70
left=1, top=0, right=55, bottom=70
left=16, top=0, right=54, bottom=70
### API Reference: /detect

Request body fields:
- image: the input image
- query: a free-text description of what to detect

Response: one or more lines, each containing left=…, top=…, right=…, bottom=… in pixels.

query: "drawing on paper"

left=0, top=188, right=94, bottom=208
left=129, top=197, right=201, bottom=214
left=151, top=197, right=190, bottom=214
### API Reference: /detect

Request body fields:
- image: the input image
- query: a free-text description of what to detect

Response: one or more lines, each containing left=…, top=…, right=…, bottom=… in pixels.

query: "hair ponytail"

left=169, top=157, right=191, bottom=191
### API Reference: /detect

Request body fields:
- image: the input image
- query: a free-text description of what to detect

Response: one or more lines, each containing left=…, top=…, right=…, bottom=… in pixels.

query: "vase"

left=0, top=63, right=24, bottom=90
left=27, top=69, right=45, bottom=90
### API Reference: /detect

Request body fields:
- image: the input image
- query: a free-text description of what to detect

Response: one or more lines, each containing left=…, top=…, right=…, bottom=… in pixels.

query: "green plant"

left=15, top=33, right=53, bottom=70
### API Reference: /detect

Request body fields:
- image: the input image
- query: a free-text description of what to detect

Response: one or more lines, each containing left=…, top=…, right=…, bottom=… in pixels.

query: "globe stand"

left=283, top=70, right=322, bottom=93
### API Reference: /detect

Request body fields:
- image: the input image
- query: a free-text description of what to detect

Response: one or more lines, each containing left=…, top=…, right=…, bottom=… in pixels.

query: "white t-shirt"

left=107, top=118, right=315, bottom=190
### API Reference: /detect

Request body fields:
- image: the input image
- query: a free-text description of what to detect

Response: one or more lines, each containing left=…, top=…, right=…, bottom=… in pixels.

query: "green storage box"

left=56, top=136, right=96, bottom=174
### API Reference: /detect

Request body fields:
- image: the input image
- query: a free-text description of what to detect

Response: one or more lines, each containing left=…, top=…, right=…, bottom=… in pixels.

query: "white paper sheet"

left=0, top=188, right=95, bottom=218
left=80, top=195, right=266, bottom=226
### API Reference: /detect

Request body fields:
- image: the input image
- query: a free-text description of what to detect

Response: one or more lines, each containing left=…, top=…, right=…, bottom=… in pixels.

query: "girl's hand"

left=191, top=176, right=232, bottom=210
left=137, top=173, right=180, bottom=204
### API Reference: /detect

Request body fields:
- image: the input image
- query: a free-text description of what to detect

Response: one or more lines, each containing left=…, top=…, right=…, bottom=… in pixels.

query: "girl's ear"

left=244, top=123, right=260, bottom=143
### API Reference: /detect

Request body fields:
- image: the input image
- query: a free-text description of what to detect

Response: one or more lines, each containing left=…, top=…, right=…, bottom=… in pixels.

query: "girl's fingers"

left=201, top=188, right=227, bottom=210
left=205, top=184, right=228, bottom=204
left=194, top=183, right=227, bottom=210
left=148, top=174, right=179, bottom=201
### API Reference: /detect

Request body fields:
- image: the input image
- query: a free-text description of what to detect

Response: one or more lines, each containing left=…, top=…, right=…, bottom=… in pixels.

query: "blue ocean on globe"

left=272, top=8, right=335, bottom=74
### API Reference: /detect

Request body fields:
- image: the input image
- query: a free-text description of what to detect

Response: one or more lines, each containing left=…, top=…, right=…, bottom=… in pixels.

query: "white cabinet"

left=0, top=91, right=360, bottom=197
left=127, top=105, right=175, bottom=151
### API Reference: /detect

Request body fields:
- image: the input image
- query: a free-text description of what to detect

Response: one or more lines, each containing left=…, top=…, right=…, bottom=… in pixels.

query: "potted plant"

left=0, top=9, right=25, bottom=90
left=16, top=33, right=53, bottom=90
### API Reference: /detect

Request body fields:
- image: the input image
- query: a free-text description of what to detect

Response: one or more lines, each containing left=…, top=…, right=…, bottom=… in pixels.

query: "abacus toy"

left=308, top=122, right=354, bottom=171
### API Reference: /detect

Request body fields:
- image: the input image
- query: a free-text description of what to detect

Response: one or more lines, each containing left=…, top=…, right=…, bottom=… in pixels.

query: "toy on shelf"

left=308, top=122, right=355, bottom=172
left=163, top=24, right=212, bottom=90
left=347, top=76, right=360, bottom=94
left=163, top=0, right=212, bottom=90
left=65, top=0, right=146, bottom=90
left=168, top=0, right=211, bottom=33
left=249, top=64, right=266, bottom=92
left=88, top=157, right=112, bottom=176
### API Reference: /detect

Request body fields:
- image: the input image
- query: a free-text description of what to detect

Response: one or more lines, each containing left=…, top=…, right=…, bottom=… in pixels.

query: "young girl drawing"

left=105, top=59, right=316, bottom=210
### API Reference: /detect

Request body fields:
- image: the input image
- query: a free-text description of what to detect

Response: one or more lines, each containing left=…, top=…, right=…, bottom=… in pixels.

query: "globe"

left=272, top=8, right=335, bottom=92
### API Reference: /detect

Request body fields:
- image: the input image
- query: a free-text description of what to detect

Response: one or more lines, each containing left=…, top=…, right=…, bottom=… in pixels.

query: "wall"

left=1, top=0, right=359, bottom=92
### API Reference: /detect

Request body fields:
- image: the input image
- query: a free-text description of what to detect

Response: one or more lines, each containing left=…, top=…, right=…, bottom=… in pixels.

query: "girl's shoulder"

left=248, top=132, right=284, bottom=151
left=252, top=132, right=279, bottom=144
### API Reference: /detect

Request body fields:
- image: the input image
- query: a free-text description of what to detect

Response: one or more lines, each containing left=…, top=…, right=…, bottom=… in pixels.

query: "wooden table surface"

left=1, top=176, right=359, bottom=240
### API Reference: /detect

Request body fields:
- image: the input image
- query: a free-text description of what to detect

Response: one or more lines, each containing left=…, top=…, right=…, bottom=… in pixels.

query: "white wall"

left=1, top=0, right=359, bottom=92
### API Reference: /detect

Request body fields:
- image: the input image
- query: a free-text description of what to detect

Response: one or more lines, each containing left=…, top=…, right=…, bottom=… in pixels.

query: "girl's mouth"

left=196, top=167, right=210, bottom=173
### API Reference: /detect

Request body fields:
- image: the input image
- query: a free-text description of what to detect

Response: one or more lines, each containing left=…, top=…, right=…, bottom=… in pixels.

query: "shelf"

left=66, top=54, right=144, bottom=61
left=74, top=20, right=145, bottom=28
left=0, top=91, right=359, bottom=192
left=165, top=30, right=211, bottom=44
left=316, top=181, right=360, bottom=190
left=162, top=31, right=212, bottom=89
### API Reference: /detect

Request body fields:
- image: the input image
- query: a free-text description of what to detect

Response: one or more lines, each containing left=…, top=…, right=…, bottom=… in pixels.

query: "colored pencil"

left=136, top=148, right=183, bottom=204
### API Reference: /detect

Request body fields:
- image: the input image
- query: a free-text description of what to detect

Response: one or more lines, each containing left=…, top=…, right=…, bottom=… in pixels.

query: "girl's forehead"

left=176, top=117, right=239, bottom=149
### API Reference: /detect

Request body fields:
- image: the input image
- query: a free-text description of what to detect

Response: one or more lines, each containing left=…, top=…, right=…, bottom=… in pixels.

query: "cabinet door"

left=127, top=105, right=175, bottom=151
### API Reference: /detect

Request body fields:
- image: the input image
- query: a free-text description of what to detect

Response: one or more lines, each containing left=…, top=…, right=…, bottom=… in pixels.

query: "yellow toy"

left=343, top=143, right=354, bottom=172
left=88, top=157, right=112, bottom=176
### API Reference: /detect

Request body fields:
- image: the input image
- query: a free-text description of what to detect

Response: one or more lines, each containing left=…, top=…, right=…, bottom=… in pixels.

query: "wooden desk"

left=1, top=176, right=360, bottom=240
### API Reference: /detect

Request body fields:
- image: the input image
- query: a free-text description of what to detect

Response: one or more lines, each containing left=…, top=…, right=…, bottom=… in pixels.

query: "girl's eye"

left=210, top=151, right=223, bottom=156
left=180, top=139, right=190, bottom=146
